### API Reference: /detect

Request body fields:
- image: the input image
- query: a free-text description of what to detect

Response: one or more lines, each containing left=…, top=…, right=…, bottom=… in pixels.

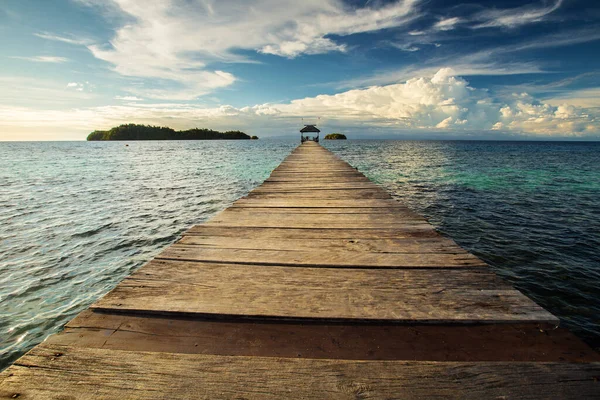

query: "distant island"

left=324, top=133, right=347, bottom=140
left=87, top=124, right=254, bottom=141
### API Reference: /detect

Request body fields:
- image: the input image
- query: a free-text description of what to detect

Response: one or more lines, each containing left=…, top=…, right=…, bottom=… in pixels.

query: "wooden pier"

left=1, top=142, right=598, bottom=398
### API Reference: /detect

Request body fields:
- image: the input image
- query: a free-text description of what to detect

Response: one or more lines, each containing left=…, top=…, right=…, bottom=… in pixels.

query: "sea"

left=1, top=139, right=599, bottom=370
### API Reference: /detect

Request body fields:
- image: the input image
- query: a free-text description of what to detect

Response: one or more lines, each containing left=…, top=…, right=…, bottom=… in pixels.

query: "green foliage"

left=324, top=133, right=347, bottom=140
left=86, top=130, right=109, bottom=141
left=86, top=124, right=251, bottom=141
left=250, top=136, right=259, bottom=140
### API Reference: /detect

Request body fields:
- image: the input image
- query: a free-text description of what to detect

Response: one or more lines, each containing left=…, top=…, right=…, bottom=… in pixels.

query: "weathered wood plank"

left=177, top=236, right=468, bottom=254
left=246, top=190, right=393, bottom=199
left=157, top=245, right=485, bottom=268
left=260, top=182, right=378, bottom=188
left=183, top=226, right=442, bottom=239
left=252, top=184, right=383, bottom=192
left=55, top=311, right=600, bottom=362
left=232, top=198, right=403, bottom=208
left=91, top=260, right=557, bottom=324
left=207, top=212, right=426, bottom=227
left=263, top=176, right=371, bottom=184
left=225, top=206, right=412, bottom=214
left=2, top=344, right=597, bottom=399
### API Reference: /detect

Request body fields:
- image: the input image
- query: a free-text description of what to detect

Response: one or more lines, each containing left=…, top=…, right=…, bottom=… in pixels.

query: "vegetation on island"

left=87, top=124, right=252, bottom=141
left=251, top=136, right=259, bottom=140
left=324, top=133, right=347, bottom=140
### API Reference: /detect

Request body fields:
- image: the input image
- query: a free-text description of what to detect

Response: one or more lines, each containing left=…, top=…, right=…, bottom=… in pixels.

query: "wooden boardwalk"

left=1, top=141, right=598, bottom=398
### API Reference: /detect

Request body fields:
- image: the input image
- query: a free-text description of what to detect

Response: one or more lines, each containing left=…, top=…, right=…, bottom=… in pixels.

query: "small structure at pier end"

left=300, top=124, right=320, bottom=143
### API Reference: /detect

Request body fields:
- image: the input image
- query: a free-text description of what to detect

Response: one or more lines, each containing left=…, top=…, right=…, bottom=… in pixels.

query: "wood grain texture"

left=232, top=198, right=403, bottom=208
left=206, top=212, right=426, bottom=227
left=91, top=260, right=557, bottom=324
left=156, top=244, right=485, bottom=268
left=177, top=236, right=469, bottom=254
left=246, top=190, right=393, bottom=199
left=224, top=207, right=413, bottom=214
left=1, top=344, right=598, bottom=399
left=56, top=311, right=600, bottom=362
left=183, top=226, right=442, bottom=239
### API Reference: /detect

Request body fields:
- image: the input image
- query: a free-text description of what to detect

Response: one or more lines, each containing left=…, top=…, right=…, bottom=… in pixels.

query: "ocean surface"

left=1, top=139, right=599, bottom=370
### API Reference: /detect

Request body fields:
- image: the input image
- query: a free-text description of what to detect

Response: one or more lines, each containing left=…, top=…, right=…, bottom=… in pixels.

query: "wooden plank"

left=254, top=184, right=382, bottom=191
left=207, top=212, right=426, bottom=227
left=204, top=218, right=426, bottom=228
left=54, top=311, right=600, bottom=362
left=156, top=245, right=486, bottom=268
left=224, top=207, right=413, bottom=214
left=91, top=260, right=557, bottom=324
left=177, top=236, right=469, bottom=254
left=261, top=181, right=377, bottom=187
left=265, top=176, right=371, bottom=182
left=267, top=173, right=366, bottom=178
left=246, top=191, right=392, bottom=199
left=183, top=226, right=442, bottom=239
left=232, top=198, right=403, bottom=208
left=3, top=345, right=597, bottom=399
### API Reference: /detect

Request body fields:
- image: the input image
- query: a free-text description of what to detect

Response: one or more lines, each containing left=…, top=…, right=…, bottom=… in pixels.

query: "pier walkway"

left=1, top=142, right=598, bottom=398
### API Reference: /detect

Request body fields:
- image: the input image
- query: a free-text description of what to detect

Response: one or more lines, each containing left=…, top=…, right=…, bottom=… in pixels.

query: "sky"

left=1, top=0, right=599, bottom=140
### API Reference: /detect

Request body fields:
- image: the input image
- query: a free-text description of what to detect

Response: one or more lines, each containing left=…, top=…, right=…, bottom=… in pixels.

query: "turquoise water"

left=323, top=140, right=600, bottom=349
left=1, top=139, right=599, bottom=370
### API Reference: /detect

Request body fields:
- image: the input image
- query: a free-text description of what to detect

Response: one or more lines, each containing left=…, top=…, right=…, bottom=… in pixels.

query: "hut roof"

left=300, top=125, right=320, bottom=133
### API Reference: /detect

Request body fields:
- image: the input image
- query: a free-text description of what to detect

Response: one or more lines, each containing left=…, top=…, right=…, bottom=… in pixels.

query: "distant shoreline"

left=87, top=124, right=255, bottom=141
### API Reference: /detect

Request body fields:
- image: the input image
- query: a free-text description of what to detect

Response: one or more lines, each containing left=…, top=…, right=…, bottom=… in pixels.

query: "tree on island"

left=324, top=133, right=347, bottom=140
left=87, top=124, right=252, bottom=140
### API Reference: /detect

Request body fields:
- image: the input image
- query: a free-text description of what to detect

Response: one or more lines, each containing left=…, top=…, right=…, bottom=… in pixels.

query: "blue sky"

left=1, top=0, right=599, bottom=140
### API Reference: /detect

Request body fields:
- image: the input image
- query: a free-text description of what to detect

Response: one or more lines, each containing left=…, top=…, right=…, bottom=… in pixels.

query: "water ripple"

left=0, top=139, right=296, bottom=370
left=324, top=140, right=600, bottom=351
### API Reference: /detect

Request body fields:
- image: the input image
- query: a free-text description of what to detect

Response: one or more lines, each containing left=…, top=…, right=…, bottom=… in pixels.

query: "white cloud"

left=10, top=56, right=69, bottom=63
left=337, top=24, right=600, bottom=91
left=80, top=0, right=420, bottom=99
left=34, top=32, right=91, bottom=46
left=115, top=96, right=144, bottom=101
left=544, top=88, right=600, bottom=108
left=1, top=69, right=597, bottom=138
left=433, top=17, right=461, bottom=31
left=65, top=82, right=94, bottom=93
left=389, top=43, right=420, bottom=52
left=337, top=60, right=545, bottom=89
left=473, top=0, right=563, bottom=29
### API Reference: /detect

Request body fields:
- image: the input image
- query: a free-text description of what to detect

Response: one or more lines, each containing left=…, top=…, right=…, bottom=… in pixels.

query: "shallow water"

left=324, top=140, right=600, bottom=349
left=1, top=139, right=599, bottom=370
left=0, top=140, right=296, bottom=369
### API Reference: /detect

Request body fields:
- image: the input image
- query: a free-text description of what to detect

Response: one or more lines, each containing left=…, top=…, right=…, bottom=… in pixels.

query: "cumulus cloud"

left=78, top=0, right=419, bottom=99
left=1, top=69, right=597, bottom=138
left=274, top=69, right=597, bottom=136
